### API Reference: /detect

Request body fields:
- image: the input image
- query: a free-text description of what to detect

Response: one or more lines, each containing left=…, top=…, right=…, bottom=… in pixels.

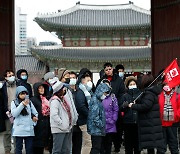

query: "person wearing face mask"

left=119, top=76, right=141, bottom=154
left=69, top=71, right=83, bottom=154
left=128, top=74, right=166, bottom=154
left=75, top=68, right=94, bottom=154
left=115, top=64, right=126, bottom=81
left=43, top=72, right=56, bottom=99
left=57, top=68, right=79, bottom=153
left=50, top=81, right=78, bottom=154
left=30, top=82, right=51, bottom=154
left=16, top=69, right=33, bottom=98
left=1, top=70, right=17, bottom=154
left=87, top=81, right=112, bottom=154
left=158, top=84, right=180, bottom=154
left=97, top=63, right=125, bottom=153
left=101, top=79, right=119, bottom=154
left=11, top=86, right=38, bottom=154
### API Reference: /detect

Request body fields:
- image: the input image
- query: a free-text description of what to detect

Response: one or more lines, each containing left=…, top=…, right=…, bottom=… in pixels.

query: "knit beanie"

left=44, top=72, right=55, bottom=81
left=57, top=68, right=70, bottom=80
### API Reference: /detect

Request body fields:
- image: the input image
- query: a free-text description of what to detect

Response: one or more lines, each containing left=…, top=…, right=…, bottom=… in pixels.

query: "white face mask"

left=100, top=94, right=107, bottom=100
left=7, top=76, right=15, bottom=83
left=69, top=78, right=77, bottom=86
left=48, top=77, right=58, bottom=86
left=0, top=82, right=3, bottom=89
left=86, top=81, right=93, bottom=91
left=119, top=72, right=124, bottom=78
left=128, top=85, right=137, bottom=89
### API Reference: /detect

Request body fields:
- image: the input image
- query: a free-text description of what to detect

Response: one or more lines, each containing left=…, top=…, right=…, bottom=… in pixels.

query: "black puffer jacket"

left=16, top=69, right=33, bottom=98
left=131, top=85, right=165, bottom=150
left=30, top=82, right=51, bottom=148
left=120, top=88, right=141, bottom=124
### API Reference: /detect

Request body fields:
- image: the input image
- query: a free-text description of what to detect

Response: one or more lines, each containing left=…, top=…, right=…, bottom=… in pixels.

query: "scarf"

left=163, top=90, right=174, bottom=121
left=62, top=97, right=72, bottom=126
left=79, top=83, right=91, bottom=104
left=51, top=95, right=72, bottom=126
left=40, top=95, right=50, bottom=116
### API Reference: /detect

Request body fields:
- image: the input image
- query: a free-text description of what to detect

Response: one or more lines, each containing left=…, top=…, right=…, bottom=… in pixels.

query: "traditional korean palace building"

left=31, top=2, right=151, bottom=73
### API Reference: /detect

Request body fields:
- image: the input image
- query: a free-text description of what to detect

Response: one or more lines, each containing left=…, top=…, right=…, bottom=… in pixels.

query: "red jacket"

left=159, top=91, right=180, bottom=126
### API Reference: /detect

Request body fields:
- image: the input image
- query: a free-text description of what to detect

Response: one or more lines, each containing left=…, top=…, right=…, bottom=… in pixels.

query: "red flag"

left=164, top=59, right=180, bottom=88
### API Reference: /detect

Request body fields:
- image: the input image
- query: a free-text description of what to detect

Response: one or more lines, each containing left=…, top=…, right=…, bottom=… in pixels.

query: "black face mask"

left=65, top=78, right=70, bottom=84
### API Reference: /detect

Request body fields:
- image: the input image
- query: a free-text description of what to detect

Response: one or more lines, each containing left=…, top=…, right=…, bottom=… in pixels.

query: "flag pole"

left=133, top=70, right=165, bottom=103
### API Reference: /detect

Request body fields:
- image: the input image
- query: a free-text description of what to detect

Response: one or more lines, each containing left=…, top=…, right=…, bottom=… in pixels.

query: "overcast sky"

left=15, top=0, right=151, bottom=44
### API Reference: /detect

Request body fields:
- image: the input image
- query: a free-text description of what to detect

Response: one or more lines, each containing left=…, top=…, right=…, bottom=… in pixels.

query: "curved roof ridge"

left=36, top=3, right=150, bottom=18
left=32, top=46, right=150, bottom=50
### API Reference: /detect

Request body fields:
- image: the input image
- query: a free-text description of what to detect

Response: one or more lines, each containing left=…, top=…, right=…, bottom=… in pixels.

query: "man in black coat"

left=2, top=70, right=17, bottom=154
left=16, top=69, right=33, bottom=98
left=96, top=63, right=125, bottom=153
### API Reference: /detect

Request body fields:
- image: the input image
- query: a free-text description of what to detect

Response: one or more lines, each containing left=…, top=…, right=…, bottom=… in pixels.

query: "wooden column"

left=0, top=0, right=15, bottom=76
left=151, top=0, right=180, bottom=76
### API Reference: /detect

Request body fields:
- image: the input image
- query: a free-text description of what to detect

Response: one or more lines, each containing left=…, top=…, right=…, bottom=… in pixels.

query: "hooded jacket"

left=87, top=82, right=110, bottom=136
left=11, top=86, right=38, bottom=137
left=30, top=82, right=51, bottom=147
left=97, top=73, right=125, bottom=105
left=131, top=85, right=165, bottom=150
left=16, top=69, right=33, bottom=98
left=50, top=89, right=78, bottom=134
left=102, top=94, right=119, bottom=133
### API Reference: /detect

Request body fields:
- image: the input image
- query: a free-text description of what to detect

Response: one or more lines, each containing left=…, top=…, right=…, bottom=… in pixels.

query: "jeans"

left=52, top=132, right=72, bottom=154
left=16, top=136, right=33, bottom=154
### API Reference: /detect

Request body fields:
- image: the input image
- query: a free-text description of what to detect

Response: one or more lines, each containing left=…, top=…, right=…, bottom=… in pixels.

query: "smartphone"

left=25, top=95, right=29, bottom=100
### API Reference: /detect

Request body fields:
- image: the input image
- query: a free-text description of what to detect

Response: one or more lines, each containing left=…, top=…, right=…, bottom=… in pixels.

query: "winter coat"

left=50, top=90, right=78, bottom=134
left=30, top=82, right=51, bottom=147
left=0, top=87, right=6, bottom=132
left=16, top=69, right=33, bottom=98
left=97, top=73, right=125, bottom=104
left=75, top=88, right=89, bottom=126
left=131, top=85, right=165, bottom=150
left=11, top=86, right=38, bottom=137
left=159, top=91, right=180, bottom=127
left=120, top=88, right=141, bottom=124
left=102, top=94, right=119, bottom=133
left=87, top=83, right=110, bottom=136
left=1, top=82, right=16, bottom=120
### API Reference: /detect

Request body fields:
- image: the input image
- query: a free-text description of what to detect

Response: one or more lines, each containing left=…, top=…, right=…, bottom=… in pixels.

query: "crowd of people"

left=0, top=62, right=180, bottom=154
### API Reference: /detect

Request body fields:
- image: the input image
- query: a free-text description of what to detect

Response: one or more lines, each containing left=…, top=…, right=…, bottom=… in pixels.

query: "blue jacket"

left=87, top=82, right=110, bottom=136
left=11, top=86, right=38, bottom=137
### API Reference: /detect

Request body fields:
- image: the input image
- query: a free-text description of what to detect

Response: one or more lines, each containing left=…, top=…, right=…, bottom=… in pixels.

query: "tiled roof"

left=35, top=3, right=150, bottom=30
left=31, top=46, right=151, bottom=62
left=15, top=55, right=46, bottom=73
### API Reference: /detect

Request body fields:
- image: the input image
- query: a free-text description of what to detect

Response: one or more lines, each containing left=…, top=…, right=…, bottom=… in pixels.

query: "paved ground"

left=0, top=134, right=171, bottom=154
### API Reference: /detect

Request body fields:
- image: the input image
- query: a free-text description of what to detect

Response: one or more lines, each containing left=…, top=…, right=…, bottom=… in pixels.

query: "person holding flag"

left=158, top=58, right=180, bottom=154
left=128, top=74, right=165, bottom=154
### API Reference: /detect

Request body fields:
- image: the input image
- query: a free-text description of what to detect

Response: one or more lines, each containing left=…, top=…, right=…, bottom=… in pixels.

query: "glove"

left=122, top=101, right=129, bottom=108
